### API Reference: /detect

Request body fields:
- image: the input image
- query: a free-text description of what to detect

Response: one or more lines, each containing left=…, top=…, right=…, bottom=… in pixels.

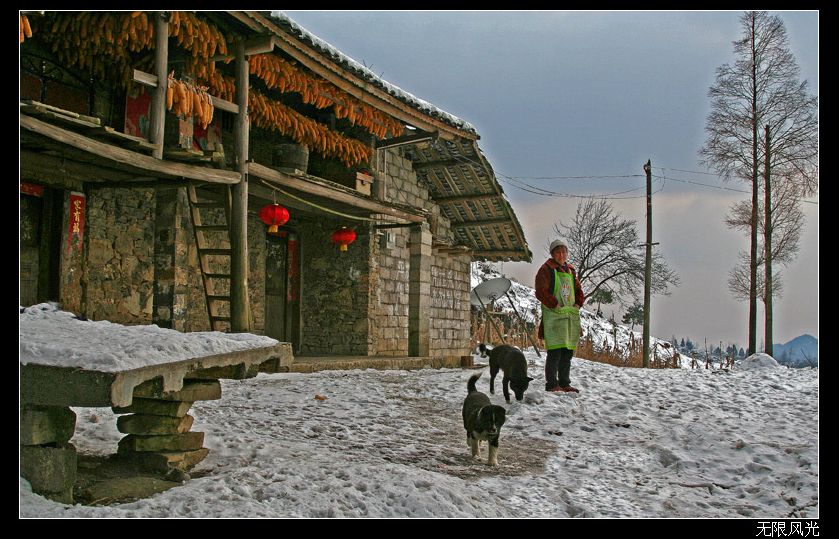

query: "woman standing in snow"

left=535, top=239, right=584, bottom=393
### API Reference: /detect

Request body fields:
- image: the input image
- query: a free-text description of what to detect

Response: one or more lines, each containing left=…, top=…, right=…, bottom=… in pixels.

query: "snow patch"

left=734, top=353, right=781, bottom=371
left=19, top=303, right=279, bottom=372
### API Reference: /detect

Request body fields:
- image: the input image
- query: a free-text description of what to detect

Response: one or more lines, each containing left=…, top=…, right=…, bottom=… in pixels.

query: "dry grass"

left=572, top=333, right=680, bottom=369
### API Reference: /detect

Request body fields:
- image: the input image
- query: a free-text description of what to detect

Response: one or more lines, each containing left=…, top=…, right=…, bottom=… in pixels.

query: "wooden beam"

left=133, top=69, right=159, bottom=88
left=230, top=39, right=251, bottom=332
left=133, top=69, right=239, bottom=114
left=211, top=35, right=277, bottom=61
left=149, top=12, right=169, bottom=159
left=412, top=158, right=464, bottom=170
left=434, top=193, right=501, bottom=204
left=471, top=250, right=530, bottom=260
left=374, top=223, right=414, bottom=229
left=211, top=96, right=239, bottom=114
left=248, top=163, right=425, bottom=223
left=434, top=244, right=472, bottom=254
left=375, top=131, right=437, bottom=150
left=236, top=12, right=477, bottom=142
left=452, top=218, right=513, bottom=229
left=21, top=115, right=241, bottom=184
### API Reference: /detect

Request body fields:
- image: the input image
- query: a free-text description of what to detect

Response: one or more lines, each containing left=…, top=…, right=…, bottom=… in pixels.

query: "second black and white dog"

left=480, top=343, right=534, bottom=403
left=462, top=372, right=506, bottom=466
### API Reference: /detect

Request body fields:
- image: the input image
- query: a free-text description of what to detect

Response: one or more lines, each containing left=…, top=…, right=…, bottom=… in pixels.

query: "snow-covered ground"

left=20, top=349, right=818, bottom=518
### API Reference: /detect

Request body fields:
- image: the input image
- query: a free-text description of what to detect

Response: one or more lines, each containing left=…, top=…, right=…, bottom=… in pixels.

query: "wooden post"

left=230, top=39, right=250, bottom=332
left=149, top=12, right=168, bottom=160
left=642, top=159, right=652, bottom=368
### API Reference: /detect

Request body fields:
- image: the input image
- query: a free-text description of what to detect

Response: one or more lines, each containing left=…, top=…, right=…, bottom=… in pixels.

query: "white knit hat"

left=549, top=239, right=568, bottom=253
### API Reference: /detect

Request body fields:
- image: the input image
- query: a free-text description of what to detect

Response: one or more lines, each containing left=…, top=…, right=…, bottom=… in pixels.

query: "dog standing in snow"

left=462, top=372, right=506, bottom=466
left=480, top=343, right=534, bottom=403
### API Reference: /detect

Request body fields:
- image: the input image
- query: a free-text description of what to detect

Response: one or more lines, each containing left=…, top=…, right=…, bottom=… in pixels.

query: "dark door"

left=20, top=194, right=42, bottom=307
left=265, top=231, right=300, bottom=351
left=20, top=188, right=62, bottom=307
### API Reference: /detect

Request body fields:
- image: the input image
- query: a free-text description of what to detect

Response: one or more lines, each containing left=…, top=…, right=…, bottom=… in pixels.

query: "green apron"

left=541, top=268, right=581, bottom=350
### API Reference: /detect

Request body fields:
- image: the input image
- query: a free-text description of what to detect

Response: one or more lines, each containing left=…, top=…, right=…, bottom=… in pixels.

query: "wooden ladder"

left=187, top=183, right=233, bottom=332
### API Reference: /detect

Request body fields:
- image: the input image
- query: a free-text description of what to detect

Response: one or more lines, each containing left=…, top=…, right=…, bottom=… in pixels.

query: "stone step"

left=20, top=444, right=77, bottom=504
left=77, top=476, right=181, bottom=505
left=133, top=380, right=221, bottom=402
left=117, top=414, right=194, bottom=435
left=118, top=432, right=205, bottom=453
left=112, top=398, right=194, bottom=417
left=131, top=448, right=210, bottom=473
left=20, top=405, right=76, bottom=446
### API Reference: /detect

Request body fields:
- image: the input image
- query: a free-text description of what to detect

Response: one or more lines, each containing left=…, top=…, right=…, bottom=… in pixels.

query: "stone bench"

left=20, top=343, right=292, bottom=504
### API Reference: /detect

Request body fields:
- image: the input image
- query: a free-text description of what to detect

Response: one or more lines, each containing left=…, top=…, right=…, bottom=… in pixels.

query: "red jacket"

left=535, top=258, right=585, bottom=339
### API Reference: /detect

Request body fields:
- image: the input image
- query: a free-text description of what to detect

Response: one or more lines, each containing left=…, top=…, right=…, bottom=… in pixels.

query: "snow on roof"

left=267, top=11, right=477, bottom=136
left=19, top=303, right=279, bottom=373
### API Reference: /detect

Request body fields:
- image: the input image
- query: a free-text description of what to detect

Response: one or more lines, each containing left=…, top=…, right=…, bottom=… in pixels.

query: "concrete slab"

left=21, top=342, right=293, bottom=408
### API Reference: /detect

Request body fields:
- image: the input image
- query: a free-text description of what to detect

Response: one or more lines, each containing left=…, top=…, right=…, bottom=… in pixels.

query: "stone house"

left=20, top=11, right=531, bottom=362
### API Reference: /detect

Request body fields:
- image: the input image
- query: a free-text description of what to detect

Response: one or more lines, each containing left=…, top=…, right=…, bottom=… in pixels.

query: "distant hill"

left=773, top=335, right=818, bottom=366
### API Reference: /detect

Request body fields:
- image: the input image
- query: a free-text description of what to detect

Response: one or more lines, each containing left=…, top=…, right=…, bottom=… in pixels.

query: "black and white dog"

left=480, top=343, right=534, bottom=403
left=462, top=372, right=506, bottom=466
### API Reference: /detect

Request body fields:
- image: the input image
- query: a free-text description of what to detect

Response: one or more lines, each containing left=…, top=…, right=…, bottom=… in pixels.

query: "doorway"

left=20, top=186, right=62, bottom=307
left=264, top=230, right=300, bottom=352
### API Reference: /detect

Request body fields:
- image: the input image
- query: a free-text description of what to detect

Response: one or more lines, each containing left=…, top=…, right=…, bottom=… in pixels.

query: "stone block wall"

left=370, top=148, right=470, bottom=357
left=429, top=252, right=472, bottom=356
left=83, top=187, right=155, bottom=324
left=299, top=219, right=371, bottom=355
left=247, top=215, right=267, bottom=335
left=381, top=151, right=430, bottom=210
left=369, top=227, right=410, bottom=356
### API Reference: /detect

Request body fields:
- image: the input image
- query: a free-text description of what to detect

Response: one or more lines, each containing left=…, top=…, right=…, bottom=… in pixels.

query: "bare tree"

left=700, top=11, right=818, bottom=355
left=727, top=167, right=804, bottom=348
left=728, top=250, right=784, bottom=303
left=551, top=199, right=679, bottom=307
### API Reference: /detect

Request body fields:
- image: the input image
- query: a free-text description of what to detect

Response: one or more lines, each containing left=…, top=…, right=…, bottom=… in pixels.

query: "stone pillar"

left=20, top=405, right=78, bottom=504
left=112, top=380, right=220, bottom=474
left=409, top=223, right=432, bottom=356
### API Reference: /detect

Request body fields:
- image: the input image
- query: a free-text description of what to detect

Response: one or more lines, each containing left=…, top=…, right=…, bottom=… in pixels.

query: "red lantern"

left=259, top=204, right=289, bottom=234
left=331, top=227, right=357, bottom=252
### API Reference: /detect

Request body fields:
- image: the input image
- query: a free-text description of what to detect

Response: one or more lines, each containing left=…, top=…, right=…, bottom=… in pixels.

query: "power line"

left=653, top=174, right=819, bottom=205
left=498, top=173, right=644, bottom=180
left=655, top=166, right=727, bottom=178
left=439, top=154, right=816, bottom=205
left=498, top=176, right=663, bottom=200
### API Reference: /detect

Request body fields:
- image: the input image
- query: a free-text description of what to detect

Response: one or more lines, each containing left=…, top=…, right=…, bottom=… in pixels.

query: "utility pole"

left=642, top=159, right=652, bottom=368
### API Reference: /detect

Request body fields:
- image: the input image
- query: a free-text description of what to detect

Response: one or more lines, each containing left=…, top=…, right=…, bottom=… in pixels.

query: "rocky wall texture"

left=369, top=227, right=410, bottom=356
left=299, top=219, right=371, bottom=356
left=83, top=187, right=155, bottom=324
left=429, top=252, right=472, bottom=357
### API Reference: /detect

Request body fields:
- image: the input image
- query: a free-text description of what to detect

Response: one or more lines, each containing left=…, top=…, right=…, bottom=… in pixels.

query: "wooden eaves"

left=20, top=113, right=240, bottom=185
left=227, top=11, right=477, bottom=143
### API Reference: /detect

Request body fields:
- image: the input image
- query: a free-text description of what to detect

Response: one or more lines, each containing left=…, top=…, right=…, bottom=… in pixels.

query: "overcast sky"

left=282, top=10, right=819, bottom=348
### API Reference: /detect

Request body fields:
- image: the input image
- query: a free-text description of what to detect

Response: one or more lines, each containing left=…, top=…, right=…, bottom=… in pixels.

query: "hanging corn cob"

left=248, top=53, right=404, bottom=140
left=20, top=14, right=32, bottom=43
left=249, top=89, right=371, bottom=168
left=167, top=72, right=215, bottom=128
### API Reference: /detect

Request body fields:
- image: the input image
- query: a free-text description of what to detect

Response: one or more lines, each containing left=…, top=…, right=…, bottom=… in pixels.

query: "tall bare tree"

left=551, top=199, right=679, bottom=307
left=700, top=11, right=818, bottom=355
